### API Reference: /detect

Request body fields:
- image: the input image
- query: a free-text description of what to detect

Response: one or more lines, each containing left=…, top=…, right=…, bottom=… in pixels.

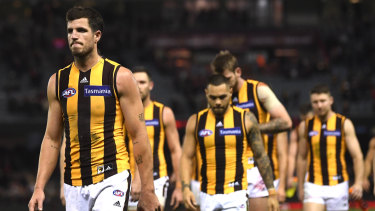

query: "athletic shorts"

left=200, top=190, right=247, bottom=211
left=303, top=181, right=349, bottom=211
left=247, top=167, right=280, bottom=198
left=64, top=170, right=131, bottom=211
left=191, top=180, right=201, bottom=205
left=128, top=176, right=169, bottom=209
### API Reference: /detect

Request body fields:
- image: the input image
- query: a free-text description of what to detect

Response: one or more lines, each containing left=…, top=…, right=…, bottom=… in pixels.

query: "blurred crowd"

left=1, top=0, right=375, bottom=209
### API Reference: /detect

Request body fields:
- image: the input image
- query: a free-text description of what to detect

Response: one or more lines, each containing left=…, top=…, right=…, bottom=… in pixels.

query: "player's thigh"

left=248, top=197, right=268, bottom=211
left=303, top=202, right=325, bottom=211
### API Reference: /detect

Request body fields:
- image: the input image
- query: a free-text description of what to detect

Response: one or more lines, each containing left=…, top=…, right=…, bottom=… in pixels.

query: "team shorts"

left=303, top=181, right=349, bottom=211
left=247, top=167, right=280, bottom=198
left=64, top=170, right=131, bottom=211
left=128, top=176, right=169, bottom=209
left=200, top=190, right=247, bottom=211
left=191, top=180, right=201, bottom=205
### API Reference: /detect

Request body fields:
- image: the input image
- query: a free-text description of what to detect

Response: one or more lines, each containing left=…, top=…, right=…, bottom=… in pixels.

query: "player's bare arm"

left=29, top=73, right=64, bottom=211
left=296, top=121, right=308, bottom=201
left=245, top=111, right=279, bottom=211
left=163, top=106, right=183, bottom=209
left=180, top=114, right=198, bottom=211
left=276, top=132, right=288, bottom=202
left=344, top=118, right=364, bottom=200
left=59, top=134, right=66, bottom=206
left=117, top=67, right=160, bottom=210
left=363, top=137, right=375, bottom=191
left=257, top=84, right=292, bottom=133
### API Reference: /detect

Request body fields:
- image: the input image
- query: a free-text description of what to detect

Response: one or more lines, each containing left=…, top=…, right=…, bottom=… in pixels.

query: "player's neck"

left=74, top=50, right=101, bottom=72
left=142, top=96, right=152, bottom=108
left=318, top=110, right=334, bottom=122
left=236, top=77, right=245, bottom=92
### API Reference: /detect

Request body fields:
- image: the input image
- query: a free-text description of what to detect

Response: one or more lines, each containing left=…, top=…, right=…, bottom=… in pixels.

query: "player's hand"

left=297, top=186, right=304, bottom=201
left=363, top=179, right=370, bottom=192
left=349, top=184, right=363, bottom=200
left=130, top=177, right=141, bottom=202
left=60, top=185, right=66, bottom=206
left=268, top=194, right=280, bottom=211
left=28, top=188, right=45, bottom=211
left=137, top=190, right=161, bottom=211
left=277, top=187, right=286, bottom=203
left=182, top=188, right=197, bottom=210
left=170, top=187, right=183, bottom=210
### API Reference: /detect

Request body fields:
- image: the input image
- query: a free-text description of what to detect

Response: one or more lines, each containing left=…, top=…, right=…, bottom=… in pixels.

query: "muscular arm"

left=180, top=115, right=198, bottom=210
left=276, top=132, right=288, bottom=202
left=344, top=119, right=364, bottom=199
left=117, top=67, right=155, bottom=194
left=296, top=121, right=308, bottom=201
left=257, top=84, right=292, bottom=133
left=245, top=111, right=274, bottom=190
left=29, top=74, right=64, bottom=210
left=163, top=106, right=183, bottom=208
left=363, top=138, right=375, bottom=191
left=59, top=134, right=66, bottom=205
left=287, top=129, right=298, bottom=188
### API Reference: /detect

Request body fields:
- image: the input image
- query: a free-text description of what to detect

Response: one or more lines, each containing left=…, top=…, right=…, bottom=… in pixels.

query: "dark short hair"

left=210, top=50, right=239, bottom=74
left=66, top=6, right=104, bottom=33
left=207, top=74, right=230, bottom=87
left=299, top=103, right=312, bottom=115
left=132, top=66, right=152, bottom=80
left=310, top=84, right=331, bottom=95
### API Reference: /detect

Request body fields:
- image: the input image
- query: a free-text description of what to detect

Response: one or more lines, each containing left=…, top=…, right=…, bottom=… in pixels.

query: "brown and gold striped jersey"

left=232, top=79, right=279, bottom=179
left=57, top=58, right=130, bottom=186
left=125, top=101, right=168, bottom=180
left=305, top=113, right=348, bottom=186
left=195, top=106, right=248, bottom=195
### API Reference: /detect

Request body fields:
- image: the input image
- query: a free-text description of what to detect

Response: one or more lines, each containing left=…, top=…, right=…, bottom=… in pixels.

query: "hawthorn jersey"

left=125, top=101, right=168, bottom=180
left=231, top=79, right=279, bottom=179
left=57, top=58, right=130, bottom=186
left=305, top=113, right=348, bottom=186
left=196, top=106, right=248, bottom=195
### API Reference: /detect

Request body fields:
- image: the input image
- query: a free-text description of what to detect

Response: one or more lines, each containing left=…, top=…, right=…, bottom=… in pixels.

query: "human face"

left=206, top=84, right=232, bottom=117
left=67, top=18, right=100, bottom=57
left=133, top=72, right=153, bottom=102
left=310, top=93, right=333, bottom=118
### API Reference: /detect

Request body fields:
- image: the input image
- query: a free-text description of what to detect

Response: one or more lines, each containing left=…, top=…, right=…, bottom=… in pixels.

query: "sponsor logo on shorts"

left=84, top=85, right=112, bottom=97
left=145, top=119, right=159, bottom=126
left=199, top=129, right=213, bottom=137
left=62, top=88, right=76, bottom=98
left=113, top=190, right=124, bottom=197
left=97, top=163, right=113, bottom=174
left=308, top=130, right=319, bottom=137
left=236, top=100, right=255, bottom=109
left=113, top=201, right=121, bottom=207
left=324, top=130, right=341, bottom=137
left=219, top=127, right=241, bottom=136
left=240, top=204, right=246, bottom=208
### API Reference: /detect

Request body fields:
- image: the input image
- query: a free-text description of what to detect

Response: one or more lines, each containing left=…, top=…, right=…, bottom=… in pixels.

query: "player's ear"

left=94, top=30, right=102, bottom=44
left=234, top=67, right=242, bottom=77
left=149, top=81, right=154, bottom=91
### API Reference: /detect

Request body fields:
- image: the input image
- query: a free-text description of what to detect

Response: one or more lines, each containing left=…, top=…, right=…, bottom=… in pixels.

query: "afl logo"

left=62, top=88, right=76, bottom=98
left=113, top=190, right=124, bottom=197
left=199, top=129, right=213, bottom=137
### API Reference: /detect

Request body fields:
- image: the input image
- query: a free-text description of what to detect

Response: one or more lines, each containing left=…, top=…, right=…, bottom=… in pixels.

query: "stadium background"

left=0, top=0, right=374, bottom=210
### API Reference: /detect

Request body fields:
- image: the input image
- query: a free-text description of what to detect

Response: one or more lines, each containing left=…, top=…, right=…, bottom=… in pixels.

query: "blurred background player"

left=210, top=50, right=292, bottom=209
left=125, top=67, right=183, bottom=210
left=297, top=84, right=364, bottom=211
left=180, top=75, right=279, bottom=211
